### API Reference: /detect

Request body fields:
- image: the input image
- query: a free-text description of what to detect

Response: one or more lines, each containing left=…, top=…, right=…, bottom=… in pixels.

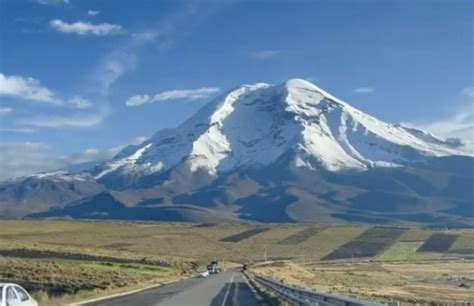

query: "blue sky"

left=0, top=0, right=473, bottom=179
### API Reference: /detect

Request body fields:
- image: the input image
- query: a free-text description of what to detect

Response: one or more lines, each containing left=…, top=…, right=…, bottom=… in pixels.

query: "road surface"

left=83, top=271, right=260, bottom=306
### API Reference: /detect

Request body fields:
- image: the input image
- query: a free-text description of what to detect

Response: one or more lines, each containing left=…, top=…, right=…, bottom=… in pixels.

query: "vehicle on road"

left=207, top=260, right=222, bottom=274
left=0, top=283, right=38, bottom=306
left=198, top=270, right=210, bottom=278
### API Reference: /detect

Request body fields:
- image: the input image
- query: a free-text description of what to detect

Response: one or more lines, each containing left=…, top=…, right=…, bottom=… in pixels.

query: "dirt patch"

left=192, top=223, right=219, bottom=228
left=102, top=243, right=135, bottom=249
left=321, top=226, right=407, bottom=260
left=220, top=228, right=270, bottom=242
left=417, top=233, right=459, bottom=253
left=278, top=227, right=327, bottom=245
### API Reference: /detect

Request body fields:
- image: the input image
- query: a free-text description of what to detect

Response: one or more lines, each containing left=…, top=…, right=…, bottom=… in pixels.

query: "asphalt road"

left=83, top=271, right=261, bottom=306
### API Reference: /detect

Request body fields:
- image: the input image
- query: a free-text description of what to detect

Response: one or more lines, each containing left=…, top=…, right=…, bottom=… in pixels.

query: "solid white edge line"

left=69, top=276, right=191, bottom=306
left=221, top=272, right=235, bottom=306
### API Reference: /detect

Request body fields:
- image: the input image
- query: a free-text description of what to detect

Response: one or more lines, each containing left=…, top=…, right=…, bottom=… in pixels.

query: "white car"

left=198, top=271, right=209, bottom=278
left=0, top=284, right=38, bottom=306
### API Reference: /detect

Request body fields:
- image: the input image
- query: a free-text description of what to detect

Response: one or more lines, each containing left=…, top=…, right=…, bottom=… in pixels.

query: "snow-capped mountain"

left=2, top=79, right=473, bottom=226
left=92, top=79, right=466, bottom=187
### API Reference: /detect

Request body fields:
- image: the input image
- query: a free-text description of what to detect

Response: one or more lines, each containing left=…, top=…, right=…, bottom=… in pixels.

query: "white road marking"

left=221, top=272, right=235, bottom=306
left=70, top=277, right=191, bottom=305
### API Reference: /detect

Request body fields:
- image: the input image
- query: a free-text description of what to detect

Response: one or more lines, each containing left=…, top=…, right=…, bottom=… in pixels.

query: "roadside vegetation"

left=251, top=260, right=474, bottom=304
left=0, top=257, right=181, bottom=305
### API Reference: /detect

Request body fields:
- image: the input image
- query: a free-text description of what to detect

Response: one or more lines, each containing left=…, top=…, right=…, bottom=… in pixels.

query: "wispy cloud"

left=0, top=107, right=13, bottom=114
left=21, top=113, right=105, bottom=128
left=0, top=142, right=122, bottom=180
left=462, top=86, right=474, bottom=98
left=126, top=87, right=220, bottom=106
left=50, top=19, right=122, bottom=36
left=68, top=96, right=92, bottom=109
left=98, top=31, right=157, bottom=95
left=36, top=0, right=70, bottom=5
left=87, top=10, right=100, bottom=17
left=0, top=73, right=95, bottom=110
left=249, top=49, right=281, bottom=60
left=403, top=103, right=474, bottom=152
left=133, top=136, right=148, bottom=145
left=63, top=146, right=123, bottom=165
left=353, top=87, right=375, bottom=94
left=0, top=136, right=151, bottom=180
left=0, top=127, right=35, bottom=134
left=0, top=73, right=58, bottom=104
left=0, top=142, right=60, bottom=180
left=96, top=4, right=205, bottom=95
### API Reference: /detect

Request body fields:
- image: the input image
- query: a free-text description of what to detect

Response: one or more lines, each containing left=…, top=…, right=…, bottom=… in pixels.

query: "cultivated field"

left=321, top=226, right=407, bottom=260
left=0, top=220, right=473, bottom=304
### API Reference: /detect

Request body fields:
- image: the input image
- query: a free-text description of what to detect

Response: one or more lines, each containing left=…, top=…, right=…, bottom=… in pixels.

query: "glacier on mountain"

left=92, top=79, right=467, bottom=185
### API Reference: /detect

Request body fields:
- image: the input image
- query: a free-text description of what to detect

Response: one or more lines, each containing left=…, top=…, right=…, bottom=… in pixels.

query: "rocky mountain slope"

left=2, top=79, right=473, bottom=226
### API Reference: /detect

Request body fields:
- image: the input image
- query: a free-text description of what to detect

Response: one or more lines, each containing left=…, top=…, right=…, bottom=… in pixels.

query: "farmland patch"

left=376, top=241, right=439, bottom=261
left=220, top=228, right=269, bottom=242
left=278, top=227, right=327, bottom=245
left=417, top=233, right=459, bottom=253
left=321, top=226, right=407, bottom=260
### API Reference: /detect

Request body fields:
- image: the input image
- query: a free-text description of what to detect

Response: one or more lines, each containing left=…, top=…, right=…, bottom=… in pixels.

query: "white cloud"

left=133, top=136, right=148, bottom=145
left=126, top=95, right=150, bottom=106
left=64, top=146, right=123, bottom=165
left=95, top=3, right=200, bottom=95
left=0, top=73, right=95, bottom=111
left=87, top=10, right=100, bottom=17
left=0, top=127, right=35, bottom=134
left=22, top=113, right=105, bottom=128
left=353, top=87, right=375, bottom=94
left=0, top=142, right=60, bottom=180
left=0, top=73, right=58, bottom=103
left=152, top=87, right=220, bottom=101
left=68, top=96, right=92, bottom=109
left=462, top=86, right=474, bottom=98
left=0, top=73, right=105, bottom=129
left=0, top=135, right=150, bottom=180
left=249, top=50, right=281, bottom=60
left=98, top=31, right=157, bottom=95
left=0, top=133, right=153, bottom=180
left=0, top=142, right=122, bottom=180
left=37, top=0, right=70, bottom=5
left=100, top=53, right=137, bottom=95
left=50, top=19, right=122, bottom=36
left=0, top=107, right=12, bottom=114
left=403, top=103, right=474, bottom=152
left=126, top=87, right=220, bottom=106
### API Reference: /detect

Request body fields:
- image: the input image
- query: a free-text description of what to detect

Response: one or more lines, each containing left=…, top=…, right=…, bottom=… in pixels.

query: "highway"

left=82, top=271, right=261, bottom=306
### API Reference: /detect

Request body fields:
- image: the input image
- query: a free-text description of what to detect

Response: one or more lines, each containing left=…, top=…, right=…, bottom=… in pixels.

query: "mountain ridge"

left=1, top=78, right=472, bottom=226
left=91, top=78, right=468, bottom=188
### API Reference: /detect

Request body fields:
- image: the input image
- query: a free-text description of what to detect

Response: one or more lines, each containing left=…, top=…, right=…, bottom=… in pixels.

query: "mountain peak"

left=92, top=79, right=468, bottom=187
left=285, top=78, right=316, bottom=88
left=2, top=78, right=473, bottom=226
